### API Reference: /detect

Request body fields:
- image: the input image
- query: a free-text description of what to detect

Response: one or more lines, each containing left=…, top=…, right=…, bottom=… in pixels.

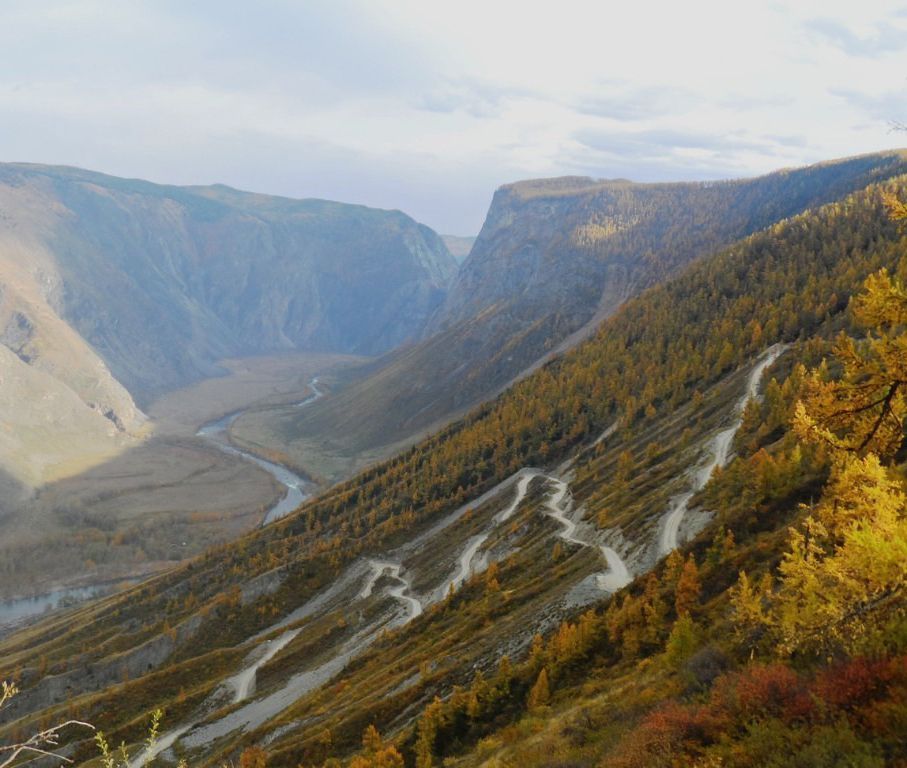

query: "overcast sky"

left=1, top=1, right=905, bottom=233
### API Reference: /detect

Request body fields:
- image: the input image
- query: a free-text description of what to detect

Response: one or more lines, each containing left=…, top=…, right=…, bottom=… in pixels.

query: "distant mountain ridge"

left=430, top=154, right=907, bottom=334
left=268, top=151, right=907, bottom=481
left=0, top=164, right=457, bottom=398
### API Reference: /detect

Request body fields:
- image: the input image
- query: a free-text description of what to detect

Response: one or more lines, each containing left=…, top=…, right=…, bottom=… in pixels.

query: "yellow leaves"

left=353, top=725, right=405, bottom=768
left=605, top=575, right=666, bottom=657
left=734, top=266, right=907, bottom=656
left=674, top=555, right=701, bottom=617
left=814, top=452, right=905, bottom=533
left=550, top=541, right=564, bottom=563
left=0, top=681, right=17, bottom=709
left=793, top=271, right=907, bottom=459
left=817, top=454, right=907, bottom=606
left=882, top=190, right=907, bottom=223
left=852, top=268, right=907, bottom=330
left=730, top=570, right=772, bottom=636
left=415, top=696, right=444, bottom=768
left=792, top=399, right=840, bottom=452
left=736, top=452, right=907, bottom=656
left=485, top=561, right=501, bottom=593
left=774, top=518, right=841, bottom=654
left=526, top=668, right=550, bottom=711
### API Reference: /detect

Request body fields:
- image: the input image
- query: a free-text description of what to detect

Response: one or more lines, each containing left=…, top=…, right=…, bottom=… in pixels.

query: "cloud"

left=573, top=128, right=768, bottom=159
left=414, top=79, right=538, bottom=118
left=0, top=1, right=901, bottom=232
left=830, top=87, right=907, bottom=121
left=559, top=144, right=751, bottom=185
left=765, top=134, right=809, bottom=148
left=575, top=84, right=697, bottom=122
left=562, top=126, right=828, bottom=187
left=805, top=17, right=907, bottom=58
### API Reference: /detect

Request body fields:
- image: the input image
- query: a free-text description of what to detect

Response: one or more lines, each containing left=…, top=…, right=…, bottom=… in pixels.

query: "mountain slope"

left=0, top=166, right=904, bottom=767
left=259, top=151, right=907, bottom=483
left=0, top=164, right=456, bottom=486
left=0, top=190, right=148, bottom=488
left=1, top=164, right=457, bottom=399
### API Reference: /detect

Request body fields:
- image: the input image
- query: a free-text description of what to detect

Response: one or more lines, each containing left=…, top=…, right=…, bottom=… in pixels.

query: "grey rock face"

left=0, top=312, right=35, bottom=362
left=430, top=152, right=907, bottom=339
left=0, top=164, right=457, bottom=402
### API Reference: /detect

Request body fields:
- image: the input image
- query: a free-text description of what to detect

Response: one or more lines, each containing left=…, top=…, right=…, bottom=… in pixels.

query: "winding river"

left=196, top=377, right=323, bottom=526
left=0, top=379, right=324, bottom=633
left=0, top=585, right=111, bottom=631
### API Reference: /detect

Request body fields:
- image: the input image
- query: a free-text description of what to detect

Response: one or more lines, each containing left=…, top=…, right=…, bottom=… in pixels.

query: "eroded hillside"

left=0, top=181, right=147, bottom=489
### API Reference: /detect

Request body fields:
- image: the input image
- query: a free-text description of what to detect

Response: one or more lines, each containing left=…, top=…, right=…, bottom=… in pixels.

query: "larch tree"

left=351, top=724, right=404, bottom=768
left=793, top=273, right=907, bottom=458
left=674, top=555, right=701, bottom=617
left=527, top=668, right=551, bottom=711
left=735, top=265, right=907, bottom=656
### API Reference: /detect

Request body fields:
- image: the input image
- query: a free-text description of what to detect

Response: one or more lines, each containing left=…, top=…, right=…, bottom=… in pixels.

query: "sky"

left=0, top=1, right=905, bottom=234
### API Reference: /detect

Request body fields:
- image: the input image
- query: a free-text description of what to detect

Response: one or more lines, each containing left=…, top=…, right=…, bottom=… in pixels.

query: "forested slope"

left=269, top=152, right=907, bottom=484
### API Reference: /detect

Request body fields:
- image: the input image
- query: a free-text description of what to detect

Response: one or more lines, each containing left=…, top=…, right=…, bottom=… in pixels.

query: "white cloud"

left=0, top=0, right=904, bottom=233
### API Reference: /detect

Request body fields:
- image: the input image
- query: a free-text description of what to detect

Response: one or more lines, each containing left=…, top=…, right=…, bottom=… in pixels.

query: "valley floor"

left=0, top=352, right=364, bottom=605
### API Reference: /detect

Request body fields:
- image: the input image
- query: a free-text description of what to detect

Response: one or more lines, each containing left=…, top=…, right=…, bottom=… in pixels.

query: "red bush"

left=605, top=657, right=907, bottom=767
left=811, top=656, right=897, bottom=712
left=813, top=655, right=907, bottom=738
left=711, top=663, right=812, bottom=721
left=604, top=701, right=724, bottom=768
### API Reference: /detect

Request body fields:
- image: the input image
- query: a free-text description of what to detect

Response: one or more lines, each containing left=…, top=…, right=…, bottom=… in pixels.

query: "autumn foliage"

left=605, top=657, right=906, bottom=767
left=733, top=269, right=907, bottom=657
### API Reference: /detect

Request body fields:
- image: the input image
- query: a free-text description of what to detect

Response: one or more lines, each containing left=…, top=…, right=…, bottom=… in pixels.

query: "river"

left=196, top=377, right=322, bottom=526
left=0, top=585, right=110, bottom=630
left=0, top=379, right=324, bottom=632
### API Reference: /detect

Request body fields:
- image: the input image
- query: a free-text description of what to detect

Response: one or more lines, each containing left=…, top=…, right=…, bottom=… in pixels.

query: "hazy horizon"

left=1, top=0, right=905, bottom=233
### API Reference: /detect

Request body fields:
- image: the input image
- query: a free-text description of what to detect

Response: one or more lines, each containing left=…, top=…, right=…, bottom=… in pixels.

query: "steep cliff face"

left=431, top=151, right=907, bottom=337
left=0, top=165, right=456, bottom=400
left=271, top=152, right=907, bottom=479
left=0, top=180, right=147, bottom=488
left=426, top=178, right=617, bottom=336
left=0, top=164, right=456, bottom=485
